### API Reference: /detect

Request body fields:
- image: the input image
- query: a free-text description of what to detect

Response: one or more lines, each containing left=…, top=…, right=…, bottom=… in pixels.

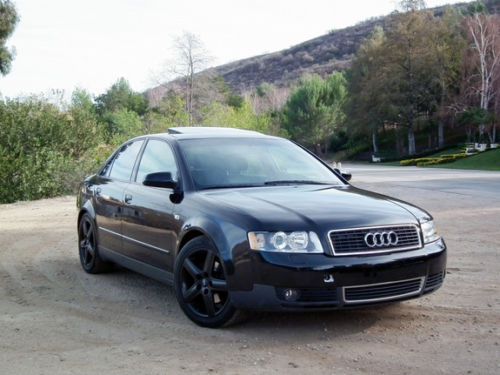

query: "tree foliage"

left=201, top=100, right=275, bottom=134
left=96, top=78, right=147, bottom=116
left=283, top=73, right=347, bottom=154
left=0, top=0, right=18, bottom=75
left=347, top=5, right=468, bottom=156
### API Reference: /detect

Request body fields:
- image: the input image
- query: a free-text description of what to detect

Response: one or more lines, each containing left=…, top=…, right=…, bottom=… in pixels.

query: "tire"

left=174, top=236, right=243, bottom=328
left=78, top=213, right=112, bottom=274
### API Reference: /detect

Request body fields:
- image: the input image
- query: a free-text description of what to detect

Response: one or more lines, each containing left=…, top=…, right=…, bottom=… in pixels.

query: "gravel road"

left=0, top=165, right=499, bottom=374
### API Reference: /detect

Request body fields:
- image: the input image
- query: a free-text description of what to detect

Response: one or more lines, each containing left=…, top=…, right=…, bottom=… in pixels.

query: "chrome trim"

left=342, top=277, right=425, bottom=304
left=327, top=223, right=422, bottom=256
left=98, top=226, right=170, bottom=254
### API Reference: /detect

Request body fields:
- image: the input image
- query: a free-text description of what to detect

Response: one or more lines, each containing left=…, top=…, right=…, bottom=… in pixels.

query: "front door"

left=121, top=139, right=180, bottom=272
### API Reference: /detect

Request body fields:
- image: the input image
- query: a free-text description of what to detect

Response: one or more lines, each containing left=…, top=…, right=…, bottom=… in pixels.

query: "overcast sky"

left=0, top=0, right=464, bottom=98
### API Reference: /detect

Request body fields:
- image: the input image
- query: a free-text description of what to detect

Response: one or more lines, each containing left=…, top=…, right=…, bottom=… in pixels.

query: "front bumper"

left=229, top=239, right=446, bottom=311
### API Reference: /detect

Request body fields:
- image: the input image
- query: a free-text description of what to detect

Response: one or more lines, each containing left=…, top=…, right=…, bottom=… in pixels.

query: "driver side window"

left=136, top=139, right=178, bottom=184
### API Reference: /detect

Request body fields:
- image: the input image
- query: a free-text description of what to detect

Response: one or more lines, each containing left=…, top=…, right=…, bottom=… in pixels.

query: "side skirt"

left=100, top=247, right=174, bottom=286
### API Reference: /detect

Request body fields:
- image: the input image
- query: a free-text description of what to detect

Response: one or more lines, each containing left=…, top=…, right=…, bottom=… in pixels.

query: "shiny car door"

left=94, top=140, right=144, bottom=254
left=121, top=138, right=180, bottom=272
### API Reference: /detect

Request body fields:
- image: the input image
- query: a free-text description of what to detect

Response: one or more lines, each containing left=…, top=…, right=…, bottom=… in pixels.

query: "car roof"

left=169, top=126, right=263, bottom=135
left=152, top=126, right=271, bottom=140
left=128, top=127, right=279, bottom=143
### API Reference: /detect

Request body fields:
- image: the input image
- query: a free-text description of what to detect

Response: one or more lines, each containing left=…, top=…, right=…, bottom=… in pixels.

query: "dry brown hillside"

left=147, top=0, right=500, bottom=101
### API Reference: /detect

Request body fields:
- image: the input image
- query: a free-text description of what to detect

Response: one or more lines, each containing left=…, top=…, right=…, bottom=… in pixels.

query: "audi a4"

left=77, top=127, right=446, bottom=327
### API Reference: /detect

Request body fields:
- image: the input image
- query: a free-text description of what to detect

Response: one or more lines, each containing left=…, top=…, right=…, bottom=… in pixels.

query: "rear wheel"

left=174, top=236, right=242, bottom=328
left=78, top=213, right=112, bottom=274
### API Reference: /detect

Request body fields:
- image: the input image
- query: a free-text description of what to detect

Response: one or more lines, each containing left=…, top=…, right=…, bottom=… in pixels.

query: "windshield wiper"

left=201, top=184, right=263, bottom=190
left=263, top=180, right=332, bottom=186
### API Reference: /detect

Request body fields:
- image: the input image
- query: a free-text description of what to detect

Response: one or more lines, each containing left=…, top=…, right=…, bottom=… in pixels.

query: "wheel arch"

left=177, top=229, right=206, bottom=254
left=176, top=218, right=235, bottom=259
left=77, top=200, right=96, bottom=228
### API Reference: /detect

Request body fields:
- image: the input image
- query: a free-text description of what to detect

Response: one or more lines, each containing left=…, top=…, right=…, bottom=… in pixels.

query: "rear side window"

left=108, top=140, right=144, bottom=181
left=136, top=139, right=178, bottom=183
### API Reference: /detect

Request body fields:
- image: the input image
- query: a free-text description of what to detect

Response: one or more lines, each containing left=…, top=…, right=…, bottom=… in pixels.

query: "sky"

left=0, top=0, right=464, bottom=98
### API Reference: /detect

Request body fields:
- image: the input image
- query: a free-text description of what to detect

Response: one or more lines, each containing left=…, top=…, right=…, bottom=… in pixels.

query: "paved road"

left=0, top=165, right=499, bottom=375
left=347, top=164, right=500, bottom=200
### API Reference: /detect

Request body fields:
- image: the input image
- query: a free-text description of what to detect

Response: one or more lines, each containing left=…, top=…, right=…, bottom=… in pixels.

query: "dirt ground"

left=0, top=166, right=499, bottom=374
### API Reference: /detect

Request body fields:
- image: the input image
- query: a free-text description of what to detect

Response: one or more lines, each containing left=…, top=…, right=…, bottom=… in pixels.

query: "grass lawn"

left=380, top=146, right=466, bottom=167
left=426, top=148, right=500, bottom=171
left=427, top=146, right=465, bottom=157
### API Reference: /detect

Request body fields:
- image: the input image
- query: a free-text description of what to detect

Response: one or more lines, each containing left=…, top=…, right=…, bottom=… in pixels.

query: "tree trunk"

left=314, top=144, right=322, bottom=157
left=396, top=134, right=404, bottom=157
left=438, top=123, right=445, bottom=148
left=372, top=129, right=379, bottom=155
left=466, top=127, right=472, bottom=143
left=408, top=128, right=416, bottom=156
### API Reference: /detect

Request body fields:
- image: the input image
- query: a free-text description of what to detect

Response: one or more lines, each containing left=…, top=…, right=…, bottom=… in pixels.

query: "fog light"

left=283, top=288, right=300, bottom=301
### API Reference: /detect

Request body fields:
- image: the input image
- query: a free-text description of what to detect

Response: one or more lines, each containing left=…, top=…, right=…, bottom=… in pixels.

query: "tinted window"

left=108, top=141, right=144, bottom=181
left=136, top=139, right=178, bottom=183
left=179, top=138, right=343, bottom=189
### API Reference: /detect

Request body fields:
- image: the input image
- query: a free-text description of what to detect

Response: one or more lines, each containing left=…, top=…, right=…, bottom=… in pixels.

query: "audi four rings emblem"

left=364, top=231, right=399, bottom=248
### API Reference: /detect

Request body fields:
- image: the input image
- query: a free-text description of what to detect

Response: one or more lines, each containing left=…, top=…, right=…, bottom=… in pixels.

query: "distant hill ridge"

left=147, top=0, right=499, bottom=101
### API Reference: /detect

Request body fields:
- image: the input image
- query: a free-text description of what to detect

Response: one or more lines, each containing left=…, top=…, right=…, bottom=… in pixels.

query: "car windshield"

left=179, top=137, right=344, bottom=189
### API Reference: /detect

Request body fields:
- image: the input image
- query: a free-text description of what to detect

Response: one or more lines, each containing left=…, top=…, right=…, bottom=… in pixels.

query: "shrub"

left=0, top=96, right=106, bottom=203
left=400, top=158, right=434, bottom=166
left=401, top=153, right=468, bottom=167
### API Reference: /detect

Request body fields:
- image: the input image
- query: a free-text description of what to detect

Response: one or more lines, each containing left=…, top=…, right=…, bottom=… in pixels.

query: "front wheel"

left=174, top=236, right=242, bottom=328
left=78, top=213, right=112, bottom=274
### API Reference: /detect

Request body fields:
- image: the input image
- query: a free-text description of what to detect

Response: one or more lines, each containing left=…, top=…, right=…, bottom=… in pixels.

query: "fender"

left=78, top=195, right=97, bottom=225
left=177, top=216, right=247, bottom=277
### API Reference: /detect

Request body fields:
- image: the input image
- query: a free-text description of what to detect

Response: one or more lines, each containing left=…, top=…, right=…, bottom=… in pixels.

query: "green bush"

left=0, top=96, right=105, bottom=203
left=400, top=158, right=434, bottom=166
left=416, top=154, right=467, bottom=166
left=401, top=153, right=468, bottom=167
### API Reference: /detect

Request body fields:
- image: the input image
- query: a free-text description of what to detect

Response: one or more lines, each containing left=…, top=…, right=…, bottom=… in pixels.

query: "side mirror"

left=143, top=172, right=177, bottom=189
left=334, top=168, right=352, bottom=182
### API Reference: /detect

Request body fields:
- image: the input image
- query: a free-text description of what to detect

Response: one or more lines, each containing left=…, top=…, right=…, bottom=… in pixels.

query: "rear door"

left=94, top=140, right=144, bottom=254
left=121, top=138, right=180, bottom=272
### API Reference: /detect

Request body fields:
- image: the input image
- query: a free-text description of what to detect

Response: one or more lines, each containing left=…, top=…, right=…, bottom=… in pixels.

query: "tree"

left=95, top=78, right=147, bottom=140
left=102, top=109, right=143, bottom=144
left=283, top=73, right=347, bottom=155
left=201, top=100, right=273, bottom=134
left=464, top=11, right=500, bottom=143
left=95, top=78, right=147, bottom=116
left=67, top=88, right=103, bottom=158
left=0, top=0, right=18, bottom=76
left=144, top=92, right=189, bottom=133
left=433, top=8, right=467, bottom=148
left=347, top=27, right=393, bottom=155
left=398, top=0, right=427, bottom=12
left=171, top=32, right=211, bottom=125
left=384, top=7, right=445, bottom=155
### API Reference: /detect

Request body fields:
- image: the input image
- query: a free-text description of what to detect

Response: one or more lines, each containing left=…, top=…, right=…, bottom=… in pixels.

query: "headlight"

left=420, top=219, right=440, bottom=244
left=248, top=231, right=324, bottom=253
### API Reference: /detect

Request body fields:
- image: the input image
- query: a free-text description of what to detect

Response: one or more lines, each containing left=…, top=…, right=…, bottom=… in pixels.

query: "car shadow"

left=37, top=256, right=415, bottom=345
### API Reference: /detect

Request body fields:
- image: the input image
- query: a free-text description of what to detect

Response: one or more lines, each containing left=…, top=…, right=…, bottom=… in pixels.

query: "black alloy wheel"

left=78, top=214, right=111, bottom=274
left=174, top=236, right=240, bottom=328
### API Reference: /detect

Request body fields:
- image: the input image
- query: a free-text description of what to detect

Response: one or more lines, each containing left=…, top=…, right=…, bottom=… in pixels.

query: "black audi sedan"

left=77, top=127, right=446, bottom=327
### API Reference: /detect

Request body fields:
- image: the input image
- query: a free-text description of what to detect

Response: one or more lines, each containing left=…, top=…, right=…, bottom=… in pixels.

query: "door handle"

left=95, top=187, right=101, bottom=197
left=124, top=194, right=133, bottom=204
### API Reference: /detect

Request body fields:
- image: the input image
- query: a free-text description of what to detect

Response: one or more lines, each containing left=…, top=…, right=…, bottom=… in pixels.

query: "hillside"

left=147, top=0, right=500, bottom=101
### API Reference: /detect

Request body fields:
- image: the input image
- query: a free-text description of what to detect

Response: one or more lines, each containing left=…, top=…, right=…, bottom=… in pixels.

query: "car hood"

left=199, top=185, right=424, bottom=230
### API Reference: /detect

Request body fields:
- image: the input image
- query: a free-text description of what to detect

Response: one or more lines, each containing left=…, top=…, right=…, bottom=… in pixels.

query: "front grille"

left=343, top=277, right=424, bottom=303
left=329, top=224, right=422, bottom=256
left=424, top=272, right=445, bottom=291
